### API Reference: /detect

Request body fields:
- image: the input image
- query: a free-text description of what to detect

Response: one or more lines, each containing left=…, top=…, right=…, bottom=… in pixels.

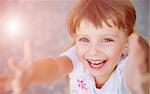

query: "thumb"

left=128, top=33, right=139, bottom=54
left=128, top=33, right=149, bottom=73
left=8, top=58, right=21, bottom=72
left=8, top=58, right=23, bottom=94
left=128, top=32, right=148, bottom=56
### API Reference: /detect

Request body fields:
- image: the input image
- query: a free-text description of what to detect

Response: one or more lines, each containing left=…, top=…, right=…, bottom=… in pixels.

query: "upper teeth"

left=88, top=59, right=104, bottom=64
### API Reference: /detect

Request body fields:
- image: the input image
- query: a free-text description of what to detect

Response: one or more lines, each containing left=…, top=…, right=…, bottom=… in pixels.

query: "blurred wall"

left=132, top=0, right=149, bottom=38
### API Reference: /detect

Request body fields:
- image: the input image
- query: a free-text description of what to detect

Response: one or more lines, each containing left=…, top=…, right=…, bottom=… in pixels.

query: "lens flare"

left=4, top=16, right=23, bottom=39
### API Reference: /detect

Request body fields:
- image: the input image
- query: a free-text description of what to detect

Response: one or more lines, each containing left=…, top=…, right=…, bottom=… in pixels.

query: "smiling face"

left=75, top=19, right=128, bottom=77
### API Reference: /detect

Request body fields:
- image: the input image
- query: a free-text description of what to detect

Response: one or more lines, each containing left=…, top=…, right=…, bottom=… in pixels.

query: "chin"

left=88, top=68, right=107, bottom=77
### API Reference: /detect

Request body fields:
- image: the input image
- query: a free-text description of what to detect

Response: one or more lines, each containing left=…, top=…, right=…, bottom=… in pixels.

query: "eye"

left=78, top=37, right=89, bottom=43
left=102, top=38, right=114, bottom=43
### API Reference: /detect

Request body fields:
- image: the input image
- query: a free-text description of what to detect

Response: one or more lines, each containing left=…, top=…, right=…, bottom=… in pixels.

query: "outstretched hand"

left=0, top=41, right=35, bottom=94
left=10, top=41, right=35, bottom=94
left=125, top=33, right=149, bottom=94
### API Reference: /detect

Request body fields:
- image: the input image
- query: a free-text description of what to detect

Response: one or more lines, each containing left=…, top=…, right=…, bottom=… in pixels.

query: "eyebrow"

left=76, top=33, right=118, bottom=37
left=101, top=34, right=118, bottom=37
left=76, top=33, right=87, bottom=37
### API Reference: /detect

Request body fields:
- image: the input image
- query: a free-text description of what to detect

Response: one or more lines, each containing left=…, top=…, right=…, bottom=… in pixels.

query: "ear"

left=122, top=40, right=129, bottom=56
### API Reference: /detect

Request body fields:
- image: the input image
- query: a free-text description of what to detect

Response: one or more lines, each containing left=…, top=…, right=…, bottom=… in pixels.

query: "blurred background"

left=0, top=0, right=149, bottom=94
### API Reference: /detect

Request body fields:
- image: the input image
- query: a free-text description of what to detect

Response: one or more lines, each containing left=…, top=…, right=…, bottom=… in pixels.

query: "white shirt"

left=61, top=46, right=132, bottom=94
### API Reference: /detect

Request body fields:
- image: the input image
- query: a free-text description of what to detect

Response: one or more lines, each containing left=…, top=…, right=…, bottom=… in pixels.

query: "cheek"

left=76, top=44, right=90, bottom=58
left=102, top=45, right=123, bottom=60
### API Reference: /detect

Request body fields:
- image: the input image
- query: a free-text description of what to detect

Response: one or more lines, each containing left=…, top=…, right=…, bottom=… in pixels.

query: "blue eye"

left=79, top=38, right=89, bottom=42
left=102, top=38, right=114, bottom=43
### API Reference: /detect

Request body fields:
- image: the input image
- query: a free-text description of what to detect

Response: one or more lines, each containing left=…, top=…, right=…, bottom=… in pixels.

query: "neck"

left=94, top=70, right=114, bottom=89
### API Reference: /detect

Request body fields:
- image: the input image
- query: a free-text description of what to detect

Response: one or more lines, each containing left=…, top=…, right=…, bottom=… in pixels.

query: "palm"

left=0, top=41, right=34, bottom=94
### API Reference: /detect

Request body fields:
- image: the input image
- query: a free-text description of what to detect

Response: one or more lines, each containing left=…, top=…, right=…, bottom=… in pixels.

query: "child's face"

left=75, top=19, right=128, bottom=77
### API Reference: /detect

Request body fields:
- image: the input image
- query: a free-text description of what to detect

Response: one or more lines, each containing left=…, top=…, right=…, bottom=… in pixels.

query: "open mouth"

left=87, top=59, right=107, bottom=69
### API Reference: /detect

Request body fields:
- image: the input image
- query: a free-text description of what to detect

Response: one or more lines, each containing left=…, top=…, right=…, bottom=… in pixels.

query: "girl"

left=0, top=0, right=149, bottom=94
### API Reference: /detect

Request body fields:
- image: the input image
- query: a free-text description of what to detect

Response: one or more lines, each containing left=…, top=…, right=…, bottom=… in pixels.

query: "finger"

left=11, top=71, right=28, bottom=94
left=11, top=70, right=24, bottom=94
left=11, top=78, right=23, bottom=94
left=24, top=40, right=33, bottom=61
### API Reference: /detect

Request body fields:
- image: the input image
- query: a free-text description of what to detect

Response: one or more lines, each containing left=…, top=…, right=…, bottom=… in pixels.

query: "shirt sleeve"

left=60, top=46, right=78, bottom=72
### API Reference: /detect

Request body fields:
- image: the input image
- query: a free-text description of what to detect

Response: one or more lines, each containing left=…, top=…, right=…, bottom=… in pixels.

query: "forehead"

left=77, top=19, right=124, bottom=36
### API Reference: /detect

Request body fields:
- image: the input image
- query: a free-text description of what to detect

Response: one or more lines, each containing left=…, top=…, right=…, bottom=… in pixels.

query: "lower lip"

left=87, top=60, right=107, bottom=69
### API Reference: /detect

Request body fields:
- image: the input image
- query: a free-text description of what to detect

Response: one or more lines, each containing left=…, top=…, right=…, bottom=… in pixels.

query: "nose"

left=89, top=42, right=100, bottom=56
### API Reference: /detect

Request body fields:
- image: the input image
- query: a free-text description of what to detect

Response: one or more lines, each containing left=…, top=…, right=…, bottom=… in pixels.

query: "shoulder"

left=60, top=46, right=76, bottom=59
left=60, top=46, right=79, bottom=72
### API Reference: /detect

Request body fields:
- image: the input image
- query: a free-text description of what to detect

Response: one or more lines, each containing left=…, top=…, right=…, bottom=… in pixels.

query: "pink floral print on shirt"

left=77, top=79, right=88, bottom=91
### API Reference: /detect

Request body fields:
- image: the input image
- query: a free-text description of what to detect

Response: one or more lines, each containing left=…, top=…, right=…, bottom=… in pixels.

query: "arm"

left=32, top=56, right=73, bottom=83
left=125, top=33, right=149, bottom=94
left=9, top=55, right=73, bottom=94
left=0, top=41, right=73, bottom=94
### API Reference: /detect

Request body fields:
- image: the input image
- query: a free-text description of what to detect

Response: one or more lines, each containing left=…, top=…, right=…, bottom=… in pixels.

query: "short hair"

left=67, top=0, right=136, bottom=37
